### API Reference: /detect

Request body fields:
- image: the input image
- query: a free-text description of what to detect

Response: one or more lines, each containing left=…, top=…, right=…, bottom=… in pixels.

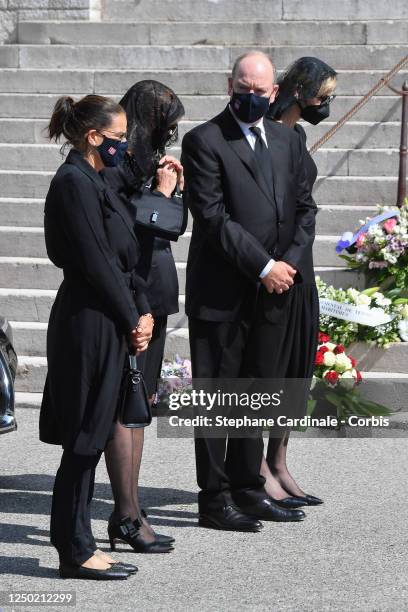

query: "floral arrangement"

left=155, top=355, right=192, bottom=406
left=314, top=332, right=361, bottom=386
left=311, top=332, right=391, bottom=423
left=339, top=199, right=408, bottom=290
left=316, top=276, right=408, bottom=348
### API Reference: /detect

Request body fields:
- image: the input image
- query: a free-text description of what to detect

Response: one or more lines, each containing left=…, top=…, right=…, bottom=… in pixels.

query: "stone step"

left=0, top=93, right=403, bottom=123
left=0, top=118, right=402, bottom=149
left=100, top=0, right=408, bottom=22
left=0, top=193, right=377, bottom=234
left=0, top=228, right=369, bottom=267
left=0, top=257, right=63, bottom=289
left=14, top=340, right=408, bottom=392
left=0, top=69, right=406, bottom=96
left=0, top=143, right=400, bottom=177
left=0, top=266, right=365, bottom=321
left=16, top=19, right=408, bottom=46
left=0, top=198, right=44, bottom=226
left=0, top=169, right=398, bottom=203
left=1, top=44, right=407, bottom=71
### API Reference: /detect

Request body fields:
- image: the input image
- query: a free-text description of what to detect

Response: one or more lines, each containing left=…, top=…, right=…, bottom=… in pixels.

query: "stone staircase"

left=0, top=0, right=408, bottom=406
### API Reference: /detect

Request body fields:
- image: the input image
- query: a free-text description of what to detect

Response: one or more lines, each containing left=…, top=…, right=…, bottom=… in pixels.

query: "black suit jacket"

left=181, top=106, right=317, bottom=322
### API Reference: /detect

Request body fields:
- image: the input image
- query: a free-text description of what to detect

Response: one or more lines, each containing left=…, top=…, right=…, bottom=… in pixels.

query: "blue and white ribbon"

left=336, top=210, right=400, bottom=253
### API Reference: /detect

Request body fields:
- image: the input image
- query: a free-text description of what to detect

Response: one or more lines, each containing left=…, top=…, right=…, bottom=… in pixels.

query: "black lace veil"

left=119, top=79, right=185, bottom=179
left=268, top=57, right=337, bottom=120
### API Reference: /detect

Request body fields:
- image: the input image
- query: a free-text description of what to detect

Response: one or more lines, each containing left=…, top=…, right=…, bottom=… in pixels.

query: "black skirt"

left=244, top=282, right=319, bottom=420
left=137, top=315, right=167, bottom=397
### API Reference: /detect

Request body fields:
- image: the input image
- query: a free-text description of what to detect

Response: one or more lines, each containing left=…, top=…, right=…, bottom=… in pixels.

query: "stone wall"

left=0, top=0, right=94, bottom=43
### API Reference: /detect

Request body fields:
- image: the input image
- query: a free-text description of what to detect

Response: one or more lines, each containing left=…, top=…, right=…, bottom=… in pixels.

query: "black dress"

left=39, top=149, right=150, bottom=455
left=101, top=160, right=187, bottom=396
left=245, top=122, right=319, bottom=416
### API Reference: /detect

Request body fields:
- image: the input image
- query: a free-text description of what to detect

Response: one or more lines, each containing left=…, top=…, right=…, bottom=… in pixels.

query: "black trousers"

left=50, top=449, right=103, bottom=566
left=189, top=315, right=265, bottom=513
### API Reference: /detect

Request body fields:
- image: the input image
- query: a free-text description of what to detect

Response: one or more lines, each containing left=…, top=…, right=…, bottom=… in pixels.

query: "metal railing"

left=309, top=55, right=408, bottom=207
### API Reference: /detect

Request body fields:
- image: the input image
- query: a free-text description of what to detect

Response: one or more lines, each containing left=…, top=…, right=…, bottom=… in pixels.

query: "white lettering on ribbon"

left=319, top=299, right=395, bottom=327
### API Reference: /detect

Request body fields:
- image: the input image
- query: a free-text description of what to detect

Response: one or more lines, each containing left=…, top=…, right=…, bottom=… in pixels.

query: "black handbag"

left=130, top=178, right=185, bottom=241
left=119, top=351, right=152, bottom=428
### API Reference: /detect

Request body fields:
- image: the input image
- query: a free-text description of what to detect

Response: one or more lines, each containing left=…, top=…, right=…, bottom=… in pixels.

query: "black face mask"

left=299, top=101, right=330, bottom=125
left=230, top=91, right=270, bottom=124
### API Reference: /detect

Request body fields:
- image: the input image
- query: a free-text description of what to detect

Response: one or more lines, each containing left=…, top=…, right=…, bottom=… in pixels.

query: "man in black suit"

left=181, top=51, right=317, bottom=531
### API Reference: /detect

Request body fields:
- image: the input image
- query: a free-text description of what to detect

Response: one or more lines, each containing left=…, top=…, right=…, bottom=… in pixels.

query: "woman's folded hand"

left=130, top=314, right=154, bottom=354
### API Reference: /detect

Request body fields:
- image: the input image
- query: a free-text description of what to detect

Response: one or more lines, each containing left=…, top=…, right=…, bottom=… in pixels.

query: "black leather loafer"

left=238, top=497, right=306, bottom=522
left=199, top=504, right=263, bottom=532
left=59, top=564, right=130, bottom=580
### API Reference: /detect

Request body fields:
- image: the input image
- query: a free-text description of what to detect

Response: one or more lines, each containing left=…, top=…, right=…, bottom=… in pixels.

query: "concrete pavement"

left=0, top=408, right=408, bottom=611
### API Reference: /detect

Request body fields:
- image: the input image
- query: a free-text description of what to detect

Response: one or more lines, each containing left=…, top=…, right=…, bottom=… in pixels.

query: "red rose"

left=319, top=345, right=329, bottom=354
left=315, top=352, right=325, bottom=366
left=319, top=332, right=330, bottom=343
left=324, top=371, right=339, bottom=385
left=350, top=356, right=357, bottom=367
left=334, top=344, right=346, bottom=354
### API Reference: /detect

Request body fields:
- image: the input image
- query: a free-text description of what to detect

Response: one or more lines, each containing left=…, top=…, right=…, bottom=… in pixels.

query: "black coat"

left=181, top=106, right=317, bottom=322
left=101, top=163, right=188, bottom=317
left=39, top=149, right=150, bottom=454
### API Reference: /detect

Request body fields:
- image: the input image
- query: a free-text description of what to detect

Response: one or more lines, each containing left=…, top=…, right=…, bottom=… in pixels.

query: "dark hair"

left=47, top=94, right=125, bottom=150
left=268, top=57, right=337, bottom=120
left=119, top=80, right=185, bottom=178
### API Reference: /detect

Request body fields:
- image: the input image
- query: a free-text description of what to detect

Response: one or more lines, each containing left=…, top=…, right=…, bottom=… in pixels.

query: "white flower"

left=323, top=351, right=336, bottom=367
left=325, top=342, right=337, bottom=351
left=335, top=353, right=353, bottom=373
left=356, top=293, right=371, bottom=308
left=398, top=319, right=408, bottom=342
left=401, top=305, right=408, bottom=319
left=347, top=288, right=360, bottom=302
left=372, top=292, right=391, bottom=307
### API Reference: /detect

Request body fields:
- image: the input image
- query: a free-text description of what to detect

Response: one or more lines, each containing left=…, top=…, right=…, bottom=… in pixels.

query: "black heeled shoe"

left=293, top=494, right=323, bottom=506
left=108, top=516, right=174, bottom=554
left=269, top=496, right=307, bottom=509
left=140, top=509, right=175, bottom=544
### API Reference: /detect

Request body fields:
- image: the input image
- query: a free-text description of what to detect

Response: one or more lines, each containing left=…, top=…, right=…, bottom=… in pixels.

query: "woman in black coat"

left=255, top=57, right=337, bottom=508
left=39, top=94, right=154, bottom=580
left=100, top=81, right=186, bottom=552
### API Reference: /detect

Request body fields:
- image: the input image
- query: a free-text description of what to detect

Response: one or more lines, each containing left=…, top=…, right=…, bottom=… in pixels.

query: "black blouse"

left=294, top=123, right=318, bottom=190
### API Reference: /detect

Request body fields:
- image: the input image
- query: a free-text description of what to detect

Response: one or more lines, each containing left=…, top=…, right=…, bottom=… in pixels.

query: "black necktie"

left=250, top=126, right=272, bottom=185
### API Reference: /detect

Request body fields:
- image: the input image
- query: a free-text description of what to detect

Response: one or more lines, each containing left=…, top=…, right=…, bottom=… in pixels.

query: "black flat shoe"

left=294, top=494, right=323, bottom=506
left=198, top=504, right=263, bottom=532
left=237, top=496, right=306, bottom=522
left=108, top=516, right=174, bottom=554
left=269, top=496, right=307, bottom=509
left=59, top=564, right=130, bottom=580
left=140, top=509, right=175, bottom=544
left=110, top=561, right=138, bottom=574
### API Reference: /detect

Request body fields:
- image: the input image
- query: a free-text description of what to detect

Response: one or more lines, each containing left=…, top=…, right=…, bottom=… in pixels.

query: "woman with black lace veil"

left=256, top=57, right=337, bottom=508
left=101, top=80, right=186, bottom=553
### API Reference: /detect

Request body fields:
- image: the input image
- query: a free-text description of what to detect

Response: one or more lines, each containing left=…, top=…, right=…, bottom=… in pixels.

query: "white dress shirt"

left=229, top=105, right=275, bottom=279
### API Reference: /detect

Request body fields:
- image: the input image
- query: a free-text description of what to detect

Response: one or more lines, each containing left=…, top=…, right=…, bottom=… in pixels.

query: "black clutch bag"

left=130, top=178, right=185, bottom=241
left=119, top=352, right=152, bottom=428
